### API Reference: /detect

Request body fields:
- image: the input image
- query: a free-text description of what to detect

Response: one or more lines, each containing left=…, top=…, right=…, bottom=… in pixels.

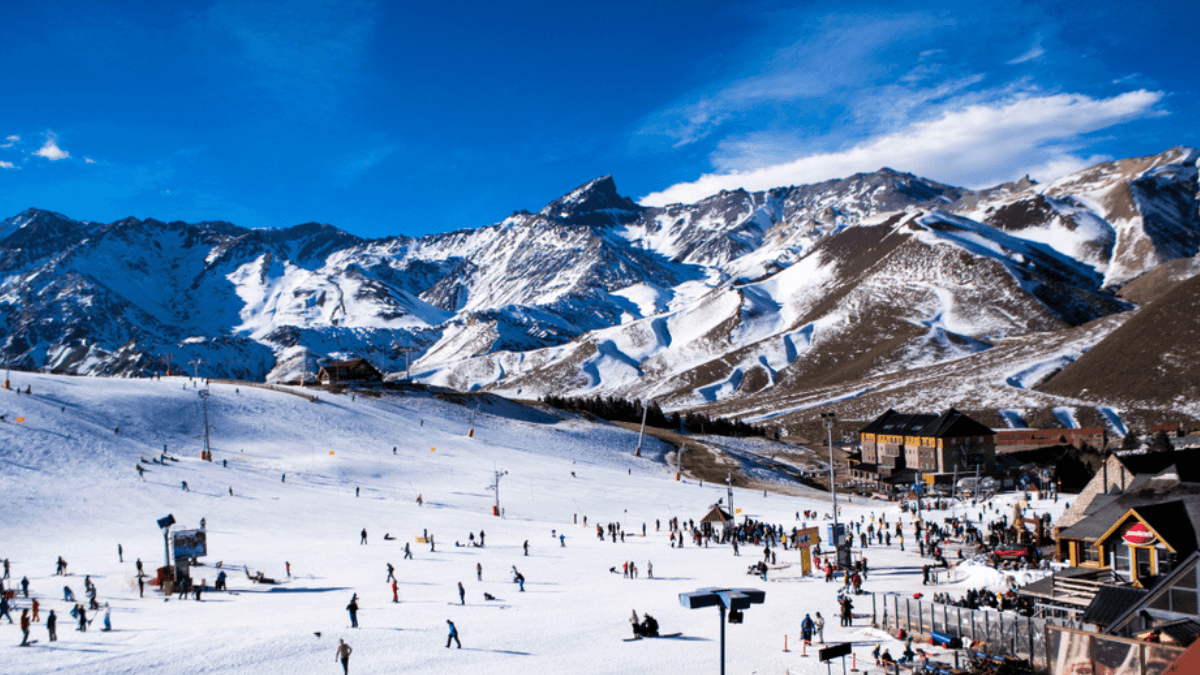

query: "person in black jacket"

left=347, top=594, right=359, bottom=628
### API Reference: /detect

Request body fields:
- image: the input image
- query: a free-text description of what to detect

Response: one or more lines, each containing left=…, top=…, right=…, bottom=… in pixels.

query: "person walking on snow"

left=46, top=610, right=57, bottom=642
left=404, top=543, right=412, bottom=560
left=815, top=612, right=825, bottom=643
left=800, top=613, right=814, bottom=645
left=392, top=581, right=399, bottom=603
left=476, top=563, right=482, bottom=581
left=335, top=639, right=352, bottom=674
left=346, top=595, right=359, bottom=628
left=458, top=582, right=465, bottom=605
left=446, top=620, right=461, bottom=648
left=19, top=609, right=30, bottom=646
left=360, top=529, right=367, bottom=545
left=386, top=563, right=395, bottom=583
left=102, top=604, right=111, bottom=631
left=0, top=593, right=12, bottom=623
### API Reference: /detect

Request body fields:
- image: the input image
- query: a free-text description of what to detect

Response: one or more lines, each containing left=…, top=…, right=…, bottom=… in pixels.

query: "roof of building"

left=1059, top=497, right=1200, bottom=557
left=1159, top=619, right=1200, bottom=647
left=917, top=408, right=996, bottom=439
left=701, top=506, right=733, bottom=524
left=1106, top=552, right=1200, bottom=638
left=1083, top=585, right=1150, bottom=626
left=1119, top=450, right=1200, bottom=483
left=861, top=409, right=938, bottom=436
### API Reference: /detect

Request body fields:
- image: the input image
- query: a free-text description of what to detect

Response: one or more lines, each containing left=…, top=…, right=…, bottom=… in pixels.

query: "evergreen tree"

left=1149, top=430, right=1174, bottom=453
left=1121, top=431, right=1141, bottom=451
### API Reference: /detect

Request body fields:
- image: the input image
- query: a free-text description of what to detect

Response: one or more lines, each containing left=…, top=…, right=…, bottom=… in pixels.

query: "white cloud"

left=85, top=157, right=97, bottom=164
left=34, top=133, right=70, bottom=161
left=639, top=90, right=1164, bottom=206
left=0, top=161, right=16, bottom=169
left=1, top=135, right=18, bottom=148
left=1007, top=42, right=1046, bottom=65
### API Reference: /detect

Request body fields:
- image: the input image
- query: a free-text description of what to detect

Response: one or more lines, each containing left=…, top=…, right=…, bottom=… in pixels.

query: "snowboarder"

left=182, top=481, right=189, bottom=491
left=346, top=595, right=359, bottom=628
left=360, top=529, right=368, bottom=545
left=356, top=487, right=360, bottom=497
left=446, top=619, right=461, bottom=648
left=335, top=639, right=352, bottom=674
left=458, top=581, right=465, bottom=605
left=63, top=586, right=75, bottom=602
left=46, top=610, right=57, bottom=642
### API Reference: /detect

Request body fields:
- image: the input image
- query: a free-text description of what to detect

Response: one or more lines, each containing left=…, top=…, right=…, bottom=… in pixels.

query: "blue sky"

left=1, top=0, right=1196, bottom=239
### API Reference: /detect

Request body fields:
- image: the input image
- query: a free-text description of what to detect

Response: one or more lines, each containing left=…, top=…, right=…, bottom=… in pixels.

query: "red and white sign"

left=1123, top=522, right=1157, bottom=547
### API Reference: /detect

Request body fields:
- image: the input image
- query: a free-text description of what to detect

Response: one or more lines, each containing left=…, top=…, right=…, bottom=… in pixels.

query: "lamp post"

left=821, top=412, right=849, bottom=568
left=680, top=587, right=765, bottom=675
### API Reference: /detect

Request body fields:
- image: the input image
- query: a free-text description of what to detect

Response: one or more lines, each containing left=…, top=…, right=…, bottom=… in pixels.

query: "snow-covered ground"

left=0, top=373, right=1069, bottom=674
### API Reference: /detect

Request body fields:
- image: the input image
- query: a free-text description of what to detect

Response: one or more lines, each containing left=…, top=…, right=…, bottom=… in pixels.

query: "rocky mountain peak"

left=539, top=175, right=643, bottom=225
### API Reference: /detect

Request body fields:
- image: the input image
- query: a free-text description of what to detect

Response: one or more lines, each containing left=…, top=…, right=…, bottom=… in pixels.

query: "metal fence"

left=1046, top=626, right=1185, bottom=675
left=879, top=594, right=1052, bottom=669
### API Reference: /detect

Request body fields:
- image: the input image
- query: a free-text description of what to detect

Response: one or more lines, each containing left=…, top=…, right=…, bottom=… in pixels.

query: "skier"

left=335, top=639, right=353, bottom=675
left=559, top=534, right=565, bottom=547
left=800, top=613, right=814, bottom=644
left=31, top=599, right=39, bottom=622
left=118, top=544, right=123, bottom=562
left=446, top=619, right=461, bottom=648
left=347, top=594, right=359, bottom=628
left=77, top=604, right=88, bottom=632
left=19, top=609, right=31, bottom=646
left=138, top=576, right=144, bottom=597
left=286, top=561, right=291, bottom=578
left=404, top=543, right=413, bottom=560
left=458, top=581, right=465, bottom=605
left=46, top=609, right=57, bottom=642
left=361, top=529, right=368, bottom=545
left=392, top=580, right=399, bottom=603
left=0, top=593, right=12, bottom=624
left=386, top=563, right=395, bottom=583
left=102, top=603, right=112, bottom=631
left=56, top=556, right=67, bottom=575
left=479, top=531, right=485, bottom=547
left=476, top=563, right=482, bottom=581
left=64, top=586, right=75, bottom=601
left=523, top=540, right=529, bottom=556
left=21, top=576, right=29, bottom=597
left=136, top=464, right=145, bottom=479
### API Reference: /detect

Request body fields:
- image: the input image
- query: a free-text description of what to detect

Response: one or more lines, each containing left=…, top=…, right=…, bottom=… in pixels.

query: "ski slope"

left=0, top=373, right=1067, bottom=674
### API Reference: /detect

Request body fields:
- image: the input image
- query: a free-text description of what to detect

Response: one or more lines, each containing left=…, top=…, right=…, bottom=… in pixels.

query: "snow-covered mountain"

left=2, top=147, right=1198, bottom=427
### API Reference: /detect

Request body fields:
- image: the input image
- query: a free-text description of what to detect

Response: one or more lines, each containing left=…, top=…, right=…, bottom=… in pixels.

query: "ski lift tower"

left=198, top=388, right=214, bottom=461
left=489, top=469, right=508, bottom=517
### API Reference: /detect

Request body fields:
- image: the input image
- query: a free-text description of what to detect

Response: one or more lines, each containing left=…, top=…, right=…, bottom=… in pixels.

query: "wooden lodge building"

left=853, top=408, right=997, bottom=488
left=316, top=358, right=383, bottom=385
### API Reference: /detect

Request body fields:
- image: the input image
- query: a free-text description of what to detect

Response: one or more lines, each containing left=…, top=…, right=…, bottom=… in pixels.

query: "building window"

left=1082, top=545, right=1100, bottom=564
left=1170, top=588, right=1198, bottom=615
left=1135, top=547, right=1153, bottom=580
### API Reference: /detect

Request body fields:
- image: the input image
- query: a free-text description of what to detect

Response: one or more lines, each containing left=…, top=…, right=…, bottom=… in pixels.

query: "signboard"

left=1123, top=522, right=1156, bottom=547
left=793, top=527, right=821, bottom=548
left=819, top=642, right=852, bottom=661
left=172, top=529, right=207, bottom=558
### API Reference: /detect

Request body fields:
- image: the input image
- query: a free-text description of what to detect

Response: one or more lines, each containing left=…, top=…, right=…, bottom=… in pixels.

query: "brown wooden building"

left=317, top=358, right=383, bottom=385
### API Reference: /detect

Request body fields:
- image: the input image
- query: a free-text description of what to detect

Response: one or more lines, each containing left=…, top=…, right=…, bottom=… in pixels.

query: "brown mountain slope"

left=1040, top=273, right=1200, bottom=406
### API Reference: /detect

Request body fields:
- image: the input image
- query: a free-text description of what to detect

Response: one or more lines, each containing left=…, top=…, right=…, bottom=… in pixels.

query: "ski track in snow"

left=1052, top=407, right=1080, bottom=429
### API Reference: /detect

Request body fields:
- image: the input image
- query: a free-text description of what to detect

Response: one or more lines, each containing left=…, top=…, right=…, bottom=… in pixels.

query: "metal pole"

left=824, top=413, right=844, bottom=567
left=635, top=404, right=648, bottom=457
left=727, top=472, right=734, bottom=522
left=199, top=389, right=212, bottom=458
left=162, top=527, right=171, bottom=571
left=719, top=604, right=726, bottom=675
